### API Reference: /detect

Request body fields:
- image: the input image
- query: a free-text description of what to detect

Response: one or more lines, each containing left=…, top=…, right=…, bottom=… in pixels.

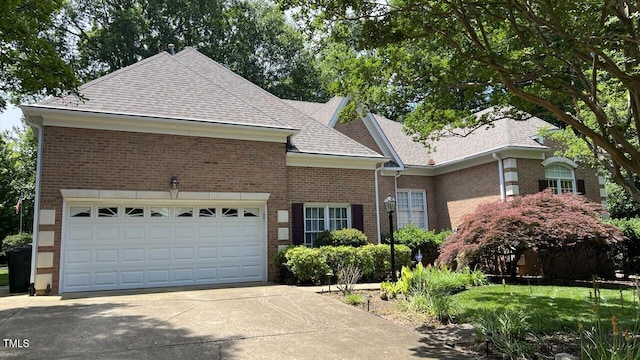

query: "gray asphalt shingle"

left=34, top=48, right=383, bottom=159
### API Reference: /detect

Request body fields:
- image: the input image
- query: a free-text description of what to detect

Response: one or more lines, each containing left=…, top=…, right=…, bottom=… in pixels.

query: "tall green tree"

left=62, top=0, right=328, bottom=101
left=0, top=0, right=78, bottom=112
left=282, top=0, right=640, bottom=200
left=0, top=125, right=36, bottom=241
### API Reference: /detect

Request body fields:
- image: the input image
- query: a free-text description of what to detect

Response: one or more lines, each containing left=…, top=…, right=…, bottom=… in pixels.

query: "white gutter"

left=25, top=118, right=43, bottom=295
left=374, top=164, right=384, bottom=244
left=493, top=153, right=506, bottom=201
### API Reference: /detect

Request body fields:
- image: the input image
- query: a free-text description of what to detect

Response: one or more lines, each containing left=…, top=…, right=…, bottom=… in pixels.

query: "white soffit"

left=286, top=152, right=387, bottom=170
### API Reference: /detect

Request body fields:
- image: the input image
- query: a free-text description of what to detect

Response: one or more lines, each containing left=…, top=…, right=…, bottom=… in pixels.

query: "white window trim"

left=303, top=204, right=351, bottom=247
left=543, top=163, right=577, bottom=194
left=396, top=189, right=429, bottom=230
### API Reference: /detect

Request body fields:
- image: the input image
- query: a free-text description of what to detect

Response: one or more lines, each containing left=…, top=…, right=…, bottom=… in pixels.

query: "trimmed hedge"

left=313, top=228, right=368, bottom=247
left=1, top=233, right=32, bottom=254
left=276, top=244, right=411, bottom=284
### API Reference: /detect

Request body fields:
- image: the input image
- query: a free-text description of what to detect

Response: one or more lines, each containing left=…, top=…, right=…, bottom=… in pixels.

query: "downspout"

left=24, top=118, right=43, bottom=295
left=374, top=164, right=383, bottom=244
left=394, top=170, right=402, bottom=229
left=493, top=153, right=506, bottom=201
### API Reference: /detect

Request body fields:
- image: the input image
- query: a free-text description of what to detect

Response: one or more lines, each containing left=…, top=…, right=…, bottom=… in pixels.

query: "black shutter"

left=292, top=203, right=304, bottom=245
left=576, top=179, right=586, bottom=195
left=538, top=180, right=549, bottom=192
left=351, top=204, right=364, bottom=231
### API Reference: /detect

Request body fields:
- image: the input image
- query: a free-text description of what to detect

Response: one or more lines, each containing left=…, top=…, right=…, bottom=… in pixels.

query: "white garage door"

left=61, top=202, right=266, bottom=293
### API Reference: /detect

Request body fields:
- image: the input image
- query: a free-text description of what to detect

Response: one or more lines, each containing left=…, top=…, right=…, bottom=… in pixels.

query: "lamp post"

left=384, top=194, right=397, bottom=282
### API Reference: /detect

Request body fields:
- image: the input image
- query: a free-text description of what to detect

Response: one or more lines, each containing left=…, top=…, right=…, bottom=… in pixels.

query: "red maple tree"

left=437, top=191, right=622, bottom=278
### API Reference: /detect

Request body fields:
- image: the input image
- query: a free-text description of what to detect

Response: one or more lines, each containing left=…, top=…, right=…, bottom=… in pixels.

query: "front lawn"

left=452, top=283, right=640, bottom=334
left=0, top=268, right=8, bottom=287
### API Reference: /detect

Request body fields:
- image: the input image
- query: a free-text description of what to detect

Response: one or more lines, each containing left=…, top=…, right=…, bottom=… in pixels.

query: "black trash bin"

left=6, top=246, right=32, bottom=293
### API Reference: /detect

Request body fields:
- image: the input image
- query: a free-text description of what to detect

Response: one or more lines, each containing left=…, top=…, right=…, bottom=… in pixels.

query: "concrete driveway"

left=0, top=284, right=469, bottom=359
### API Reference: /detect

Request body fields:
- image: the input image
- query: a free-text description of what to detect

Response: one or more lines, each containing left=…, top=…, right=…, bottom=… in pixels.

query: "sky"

left=0, top=104, right=24, bottom=133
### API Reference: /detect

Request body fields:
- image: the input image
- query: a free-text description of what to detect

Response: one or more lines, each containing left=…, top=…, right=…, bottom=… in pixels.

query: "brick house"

left=22, top=48, right=604, bottom=294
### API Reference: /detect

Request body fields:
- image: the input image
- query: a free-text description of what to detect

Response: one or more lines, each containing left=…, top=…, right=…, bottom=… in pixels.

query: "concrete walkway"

left=0, top=283, right=469, bottom=359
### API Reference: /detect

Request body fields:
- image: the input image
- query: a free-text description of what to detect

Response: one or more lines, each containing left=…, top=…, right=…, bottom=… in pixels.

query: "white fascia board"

left=361, top=112, right=405, bottom=169
left=327, top=97, right=350, bottom=128
left=382, top=147, right=547, bottom=176
left=286, top=152, right=387, bottom=170
left=21, top=105, right=299, bottom=143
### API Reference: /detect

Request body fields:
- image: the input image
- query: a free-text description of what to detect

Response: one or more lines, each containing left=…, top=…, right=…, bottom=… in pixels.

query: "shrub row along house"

left=21, top=48, right=606, bottom=294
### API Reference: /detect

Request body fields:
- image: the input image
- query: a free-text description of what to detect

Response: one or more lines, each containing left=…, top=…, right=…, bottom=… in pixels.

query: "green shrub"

left=277, top=244, right=411, bottom=284
left=394, top=224, right=450, bottom=253
left=331, top=228, right=368, bottom=247
left=272, top=245, right=296, bottom=284
left=312, top=228, right=367, bottom=247
left=2, top=233, right=32, bottom=254
left=313, top=230, right=333, bottom=247
left=579, top=315, right=640, bottom=360
left=285, top=247, right=330, bottom=284
left=345, top=293, right=366, bottom=306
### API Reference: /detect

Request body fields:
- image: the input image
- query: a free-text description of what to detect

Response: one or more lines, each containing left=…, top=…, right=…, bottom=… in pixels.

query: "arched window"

left=544, top=164, right=575, bottom=194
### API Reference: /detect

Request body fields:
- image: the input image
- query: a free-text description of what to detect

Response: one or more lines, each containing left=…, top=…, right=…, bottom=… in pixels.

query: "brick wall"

left=334, top=119, right=383, bottom=154
left=286, top=166, right=378, bottom=243
left=376, top=175, right=438, bottom=235
left=434, top=162, right=501, bottom=229
left=38, top=126, right=289, bottom=292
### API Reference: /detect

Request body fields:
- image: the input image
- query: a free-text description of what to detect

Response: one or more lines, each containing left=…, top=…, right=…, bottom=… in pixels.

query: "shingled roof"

left=31, top=48, right=383, bottom=159
left=374, top=107, right=553, bottom=166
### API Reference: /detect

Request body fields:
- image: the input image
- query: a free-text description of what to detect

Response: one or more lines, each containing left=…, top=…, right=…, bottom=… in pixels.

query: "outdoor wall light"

left=169, top=176, right=179, bottom=199
left=384, top=194, right=397, bottom=282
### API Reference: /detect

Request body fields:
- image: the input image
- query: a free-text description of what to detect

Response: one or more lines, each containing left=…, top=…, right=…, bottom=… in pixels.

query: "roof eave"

left=386, top=146, right=548, bottom=176
left=286, top=151, right=388, bottom=170
left=21, top=105, right=300, bottom=143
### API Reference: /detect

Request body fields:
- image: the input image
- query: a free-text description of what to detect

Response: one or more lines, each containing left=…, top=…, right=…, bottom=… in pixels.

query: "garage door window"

left=222, top=208, right=238, bottom=217
left=175, top=207, right=194, bottom=218
left=244, top=208, right=259, bottom=217
left=198, top=207, right=216, bottom=218
left=150, top=206, right=169, bottom=218
left=125, top=207, right=144, bottom=218
left=70, top=206, right=92, bottom=218
left=98, top=207, right=118, bottom=218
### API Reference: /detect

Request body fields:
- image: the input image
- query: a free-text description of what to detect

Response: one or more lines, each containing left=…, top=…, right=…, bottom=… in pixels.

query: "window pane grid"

left=397, top=191, right=427, bottom=229
left=304, top=205, right=349, bottom=246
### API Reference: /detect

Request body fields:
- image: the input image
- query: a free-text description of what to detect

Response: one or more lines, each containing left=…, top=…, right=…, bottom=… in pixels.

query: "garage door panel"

left=220, top=246, right=240, bottom=259
left=149, top=248, right=171, bottom=261
left=95, top=272, right=118, bottom=286
left=173, top=247, right=194, bottom=260
left=65, top=273, right=91, bottom=288
left=173, top=268, right=194, bottom=282
left=242, top=245, right=261, bottom=258
left=68, top=227, right=93, bottom=241
left=122, top=248, right=145, bottom=262
left=148, top=270, right=170, bottom=284
left=63, top=203, right=265, bottom=292
left=242, top=265, right=262, bottom=279
left=219, top=266, right=240, bottom=280
left=122, top=271, right=145, bottom=285
left=96, top=227, right=119, bottom=240
left=95, top=249, right=118, bottom=264
left=149, top=227, right=171, bottom=239
left=197, top=267, right=217, bottom=281
left=197, top=247, right=217, bottom=259
left=66, top=250, right=92, bottom=264
left=174, top=227, right=195, bottom=238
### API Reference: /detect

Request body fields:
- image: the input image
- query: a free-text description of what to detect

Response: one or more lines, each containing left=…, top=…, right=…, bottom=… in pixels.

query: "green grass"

left=0, top=268, right=7, bottom=287
left=452, top=284, right=640, bottom=334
